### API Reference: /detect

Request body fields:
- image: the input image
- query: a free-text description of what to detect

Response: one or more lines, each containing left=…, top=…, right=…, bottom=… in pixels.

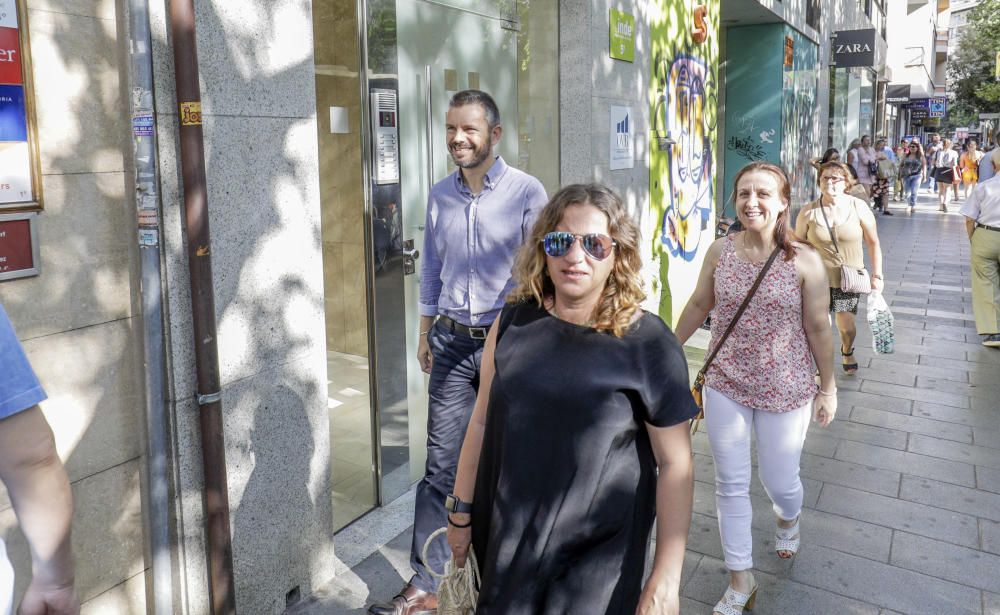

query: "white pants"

left=0, top=537, right=12, bottom=615
left=704, top=386, right=812, bottom=571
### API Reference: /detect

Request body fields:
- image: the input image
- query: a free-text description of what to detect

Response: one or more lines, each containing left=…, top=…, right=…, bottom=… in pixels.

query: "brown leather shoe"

left=367, top=583, right=438, bottom=615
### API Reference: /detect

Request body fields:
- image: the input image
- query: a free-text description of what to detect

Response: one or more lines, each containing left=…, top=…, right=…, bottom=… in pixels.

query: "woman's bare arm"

left=636, top=422, right=694, bottom=615
left=857, top=203, right=885, bottom=290
left=446, top=318, right=501, bottom=567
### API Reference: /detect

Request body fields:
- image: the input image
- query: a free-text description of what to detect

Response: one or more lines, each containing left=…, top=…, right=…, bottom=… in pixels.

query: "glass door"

left=311, top=0, right=557, bottom=530
left=395, top=0, right=519, bottom=491
left=313, top=0, right=379, bottom=531
left=356, top=0, right=558, bottom=507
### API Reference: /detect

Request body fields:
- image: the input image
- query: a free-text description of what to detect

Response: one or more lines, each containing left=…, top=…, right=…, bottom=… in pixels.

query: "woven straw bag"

left=421, top=527, right=480, bottom=615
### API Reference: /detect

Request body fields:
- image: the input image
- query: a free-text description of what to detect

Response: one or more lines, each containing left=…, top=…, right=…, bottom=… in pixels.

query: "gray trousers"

left=409, top=319, right=484, bottom=592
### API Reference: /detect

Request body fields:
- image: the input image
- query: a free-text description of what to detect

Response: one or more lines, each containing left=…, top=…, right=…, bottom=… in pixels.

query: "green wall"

left=722, top=24, right=819, bottom=213
left=721, top=24, right=784, bottom=208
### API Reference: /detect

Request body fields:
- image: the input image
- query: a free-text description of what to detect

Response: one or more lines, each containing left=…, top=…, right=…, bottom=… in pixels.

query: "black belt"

left=438, top=315, right=489, bottom=340
left=977, top=223, right=1000, bottom=232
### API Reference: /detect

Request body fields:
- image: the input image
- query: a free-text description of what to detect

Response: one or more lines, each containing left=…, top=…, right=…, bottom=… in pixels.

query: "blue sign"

left=928, top=97, right=946, bottom=118
left=0, top=84, right=27, bottom=142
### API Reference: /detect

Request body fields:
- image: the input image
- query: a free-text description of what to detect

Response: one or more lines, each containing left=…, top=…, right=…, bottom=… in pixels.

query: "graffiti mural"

left=648, top=0, right=719, bottom=325
left=658, top=53, right=714, bottom=261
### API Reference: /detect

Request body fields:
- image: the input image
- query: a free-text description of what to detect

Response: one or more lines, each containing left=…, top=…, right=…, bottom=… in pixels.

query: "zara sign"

left=831, top=29, right=876, bottom=68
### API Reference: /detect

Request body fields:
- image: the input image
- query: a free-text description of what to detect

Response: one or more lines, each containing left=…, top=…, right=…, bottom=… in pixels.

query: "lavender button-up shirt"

left=419, top=156, right=547, bottom=326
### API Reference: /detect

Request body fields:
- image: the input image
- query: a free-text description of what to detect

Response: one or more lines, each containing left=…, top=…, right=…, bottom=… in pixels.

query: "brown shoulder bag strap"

left=697, top=245, right=781, bottom=379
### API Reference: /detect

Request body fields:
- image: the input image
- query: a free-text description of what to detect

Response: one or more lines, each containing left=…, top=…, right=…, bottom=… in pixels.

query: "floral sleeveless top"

left=706, top=236, right=817, bottom=413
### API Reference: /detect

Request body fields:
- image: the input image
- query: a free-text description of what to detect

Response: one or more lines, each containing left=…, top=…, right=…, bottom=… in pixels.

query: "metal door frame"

left=354, top=0, right=387, bottom=506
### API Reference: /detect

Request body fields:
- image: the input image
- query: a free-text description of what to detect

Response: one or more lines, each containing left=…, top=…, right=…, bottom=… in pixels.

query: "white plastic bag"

left=866, top=291, right=895, bottom=354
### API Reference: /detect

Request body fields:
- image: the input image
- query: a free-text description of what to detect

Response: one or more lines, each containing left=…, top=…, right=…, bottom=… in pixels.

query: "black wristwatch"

left=444, top=494, right=473, bottom=514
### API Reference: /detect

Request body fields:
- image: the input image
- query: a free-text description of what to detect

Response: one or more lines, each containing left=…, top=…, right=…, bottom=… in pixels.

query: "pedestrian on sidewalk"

left=871, top=139, right=895, bottom=216
left=893, top=143, right=907, bottom=202
left=367, top=89, right=548, bottom=615
left=959, top=148, right=1000, bottom=348
left=933, top=139, right=959, bottom=212
left=446, top=184, right=698, bottom=615
left=954, top=143, right=963, bottom=203
left=899, top=142, right=926, bottom=213
left=795, top=161, right=886, bottom=375
left=959, top=139, right=984, bottom=201
left=808, top=147, right=840, bottom=172
left=925, top=133, right=942, bottom=192
left=674, top=162, right=837, bottom=615
left=0, top=303, right=79, bottom=615
left=979, top=141, right=996, bottom=183
left=849, top=135, right=877, bottom=198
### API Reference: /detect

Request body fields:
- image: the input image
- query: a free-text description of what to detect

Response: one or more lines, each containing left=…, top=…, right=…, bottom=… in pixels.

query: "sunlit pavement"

left=288, top=188, right=1000, bottom=615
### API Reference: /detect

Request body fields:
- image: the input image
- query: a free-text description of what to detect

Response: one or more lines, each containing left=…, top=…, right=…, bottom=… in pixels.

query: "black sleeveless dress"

left=470, top=301, right=699, bottom=614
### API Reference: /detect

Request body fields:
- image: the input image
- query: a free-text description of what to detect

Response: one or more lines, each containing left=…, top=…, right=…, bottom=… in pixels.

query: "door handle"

left=403, top=239, right=419, bottom=275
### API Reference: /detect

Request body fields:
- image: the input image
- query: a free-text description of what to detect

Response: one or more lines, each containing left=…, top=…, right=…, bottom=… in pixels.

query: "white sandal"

left=775, top=517, right=801, bottom=558
left=713, top=582, right=758, bottom=615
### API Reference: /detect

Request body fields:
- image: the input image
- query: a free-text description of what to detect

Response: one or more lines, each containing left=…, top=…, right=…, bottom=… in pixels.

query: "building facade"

left=713, top=0, right=883, bottom=219
left=884, top=0, right=952, bottom=144
left=0, top=0, right=878, bottom=613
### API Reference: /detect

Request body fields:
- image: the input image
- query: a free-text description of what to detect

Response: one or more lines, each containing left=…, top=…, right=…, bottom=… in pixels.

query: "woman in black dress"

left=445, top=184, right=699, bottom=614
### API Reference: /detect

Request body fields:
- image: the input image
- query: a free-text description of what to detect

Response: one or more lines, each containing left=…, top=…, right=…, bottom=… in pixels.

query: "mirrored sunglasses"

left=542, top=231, right=616, bottom=261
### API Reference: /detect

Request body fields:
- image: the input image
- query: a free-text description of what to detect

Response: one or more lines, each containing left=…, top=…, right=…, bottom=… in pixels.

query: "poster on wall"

left=0, top=0, right=35, bottom=208
left=609, top=105, right=634, bottom=170
left=648, top=0, right=719, bottom=325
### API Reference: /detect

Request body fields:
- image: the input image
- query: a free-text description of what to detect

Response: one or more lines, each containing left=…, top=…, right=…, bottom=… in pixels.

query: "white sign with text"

left=609, top=105, right=634, bottom=170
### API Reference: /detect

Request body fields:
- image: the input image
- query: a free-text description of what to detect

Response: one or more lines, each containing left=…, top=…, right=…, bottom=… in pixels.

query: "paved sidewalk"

left=289, top=191, right=1000, bottom=615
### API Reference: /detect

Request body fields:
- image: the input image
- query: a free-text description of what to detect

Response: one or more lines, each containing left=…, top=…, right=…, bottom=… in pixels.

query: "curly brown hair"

left=508, top=184, right=646, bottom=337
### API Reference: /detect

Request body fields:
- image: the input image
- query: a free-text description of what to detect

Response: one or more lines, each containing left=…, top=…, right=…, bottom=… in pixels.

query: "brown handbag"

left=818, top=201, right=871, bottom=294
left=690, top=246, right=781, bottom=434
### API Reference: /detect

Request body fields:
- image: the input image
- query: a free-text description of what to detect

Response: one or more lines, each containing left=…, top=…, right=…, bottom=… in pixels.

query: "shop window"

left=865, top=0, right=887, bottom=42
left=806, top=0, right=821, bottom=32
left=0, top=0, right=41, bottom=212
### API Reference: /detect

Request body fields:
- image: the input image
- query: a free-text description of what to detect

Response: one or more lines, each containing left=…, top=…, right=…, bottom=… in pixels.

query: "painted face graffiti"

left=660, top=54, right=713, bottom=262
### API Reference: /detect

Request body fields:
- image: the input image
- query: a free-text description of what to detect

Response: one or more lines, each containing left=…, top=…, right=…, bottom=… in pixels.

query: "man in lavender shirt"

left=368, top=90, right=547, bottom=615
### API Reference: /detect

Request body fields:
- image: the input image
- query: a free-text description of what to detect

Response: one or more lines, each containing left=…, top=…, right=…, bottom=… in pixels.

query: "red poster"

left=0, top=217, right=34, bottom=273
left=0, top=27, right=21, bottom=86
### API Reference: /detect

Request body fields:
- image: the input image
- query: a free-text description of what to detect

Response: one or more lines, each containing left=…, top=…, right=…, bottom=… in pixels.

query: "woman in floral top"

left=675, top=162, right=836, bottom=615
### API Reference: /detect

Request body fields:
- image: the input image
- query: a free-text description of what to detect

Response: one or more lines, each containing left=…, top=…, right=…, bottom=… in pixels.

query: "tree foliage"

left=948, top=0, right=1000, bottom=119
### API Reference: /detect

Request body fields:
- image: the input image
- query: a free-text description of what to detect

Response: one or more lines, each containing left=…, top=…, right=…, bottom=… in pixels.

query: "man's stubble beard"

left=451, top=141, right=493, bottom=170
